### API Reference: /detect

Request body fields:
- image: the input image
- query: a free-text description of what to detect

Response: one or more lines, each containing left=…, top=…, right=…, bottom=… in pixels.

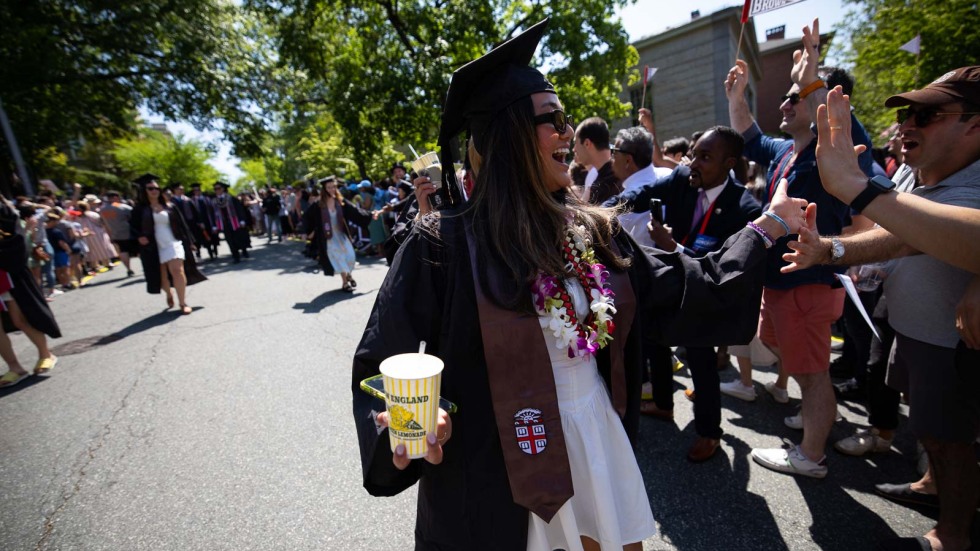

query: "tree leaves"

left=837, top=0, right=980, bottom=137
left=259, top=0, right=636, bottom=179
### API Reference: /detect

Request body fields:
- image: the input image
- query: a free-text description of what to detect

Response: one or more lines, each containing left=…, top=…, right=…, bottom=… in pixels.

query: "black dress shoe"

left=874, top=483, right=939, bottom=509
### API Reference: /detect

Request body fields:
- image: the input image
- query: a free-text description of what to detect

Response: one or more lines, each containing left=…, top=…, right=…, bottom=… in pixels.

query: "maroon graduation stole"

left=464, top=223, right=573, bottom=523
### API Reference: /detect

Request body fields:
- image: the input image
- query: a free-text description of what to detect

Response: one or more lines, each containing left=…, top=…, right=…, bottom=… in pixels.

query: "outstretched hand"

left=769, top=177, right=813, bottom=236
left=377, top=407, right=452, bottom=470
left=780, top=204, right=827, bottom=273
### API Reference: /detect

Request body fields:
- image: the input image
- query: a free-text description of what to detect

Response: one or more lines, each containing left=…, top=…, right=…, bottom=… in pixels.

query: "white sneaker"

left=784, top=409, right=844, bottom=430
left=834, top=429, right=893, bottom=456
left=720, top=380, right=757, bottom=401
left=764, top=382, right=789, bottom=404
left=751, top=445, right=828, bottom=479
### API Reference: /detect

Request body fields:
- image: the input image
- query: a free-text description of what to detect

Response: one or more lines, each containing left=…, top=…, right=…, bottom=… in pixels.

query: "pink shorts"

left=758, top=285, right=845, bottom=375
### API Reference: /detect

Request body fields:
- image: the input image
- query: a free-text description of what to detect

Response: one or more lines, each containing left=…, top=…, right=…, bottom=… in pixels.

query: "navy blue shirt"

left=742, top=117, right=874, bottom=289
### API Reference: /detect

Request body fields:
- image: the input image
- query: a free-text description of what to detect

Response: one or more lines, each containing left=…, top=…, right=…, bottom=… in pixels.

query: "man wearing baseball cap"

left=783, top=66, right=980, bottom=551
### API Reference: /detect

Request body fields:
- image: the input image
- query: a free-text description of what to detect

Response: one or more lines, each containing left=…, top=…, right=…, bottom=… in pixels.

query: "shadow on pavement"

left=292, top=289, right=359, bottom=314
left=0, top=373, right=51, bottom=397
left=50, top=309, right=184, bottom=357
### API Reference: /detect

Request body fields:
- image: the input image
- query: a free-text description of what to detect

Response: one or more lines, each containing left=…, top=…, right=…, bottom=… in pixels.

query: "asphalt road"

left=0, top=238, right=969, bottom=550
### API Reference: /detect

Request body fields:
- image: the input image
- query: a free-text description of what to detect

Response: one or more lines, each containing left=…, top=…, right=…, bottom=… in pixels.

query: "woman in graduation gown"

left=131, top=175, right=207, bottom=314
left=302, top=176, right=368, bottom=292
left=351, top=20, right=810, bottom=551
left=0, top=197, right=60, bottom=387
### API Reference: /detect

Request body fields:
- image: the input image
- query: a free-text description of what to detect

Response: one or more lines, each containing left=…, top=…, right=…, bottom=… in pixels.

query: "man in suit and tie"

left=607, top=124, right=762, bottom=461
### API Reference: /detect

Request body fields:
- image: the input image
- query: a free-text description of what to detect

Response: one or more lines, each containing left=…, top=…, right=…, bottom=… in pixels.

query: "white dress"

left=153, top=209, right=184, bottom=264
left=526, top=279, right=656, bottom=551
left=325, top=209, right=356, bottom=274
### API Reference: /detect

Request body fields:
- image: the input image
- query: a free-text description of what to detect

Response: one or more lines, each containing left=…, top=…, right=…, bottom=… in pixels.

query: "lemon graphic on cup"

left=389, top=405, right=424, bottom=431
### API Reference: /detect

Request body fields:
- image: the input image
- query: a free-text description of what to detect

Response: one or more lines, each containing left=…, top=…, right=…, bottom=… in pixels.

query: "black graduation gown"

left=302, top=201, right=369, bottom=277
left=382, top=195, right=420, bottom=265
left=212, top=195, right=250, bottom=253
left=133, top=205, right=208, bottom=295
left=188, top=194, right=214, bottom=248
left=0, top=205, right=61, bottom=339
left=352, top=209, right=768, bottom=550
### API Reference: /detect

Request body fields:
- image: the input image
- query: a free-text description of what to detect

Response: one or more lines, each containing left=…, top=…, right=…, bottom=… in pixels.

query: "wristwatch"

left=850, top=175, right=896, bottom=214
left=829, top=237, right=845, bottom=264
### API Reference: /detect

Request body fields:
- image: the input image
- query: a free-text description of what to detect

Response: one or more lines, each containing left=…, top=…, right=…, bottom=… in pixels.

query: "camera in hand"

left=412, top=152, right=461, bottom=210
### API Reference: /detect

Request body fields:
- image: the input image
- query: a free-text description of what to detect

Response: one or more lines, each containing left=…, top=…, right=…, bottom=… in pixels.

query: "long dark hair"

left=136, top=184, right=169, bottom=209
left=467, top=95, right=629, bottom=313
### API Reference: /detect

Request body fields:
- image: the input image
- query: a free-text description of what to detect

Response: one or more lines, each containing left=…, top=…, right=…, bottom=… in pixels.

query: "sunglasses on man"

left=781, top=92, right=801, bottom=106
left=533, top=109, right=573, bottom=135
left=896, top=106, right=980, bottom=127
left=610, top=146, right=634, bottom=157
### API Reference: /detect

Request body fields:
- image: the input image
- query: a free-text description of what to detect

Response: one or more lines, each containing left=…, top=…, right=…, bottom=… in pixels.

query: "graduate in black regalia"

left=211, top=181, right=250, bottom=263
left=131, top=174, right=206, bottom=313
left=351, top=19, right=812, bottom=551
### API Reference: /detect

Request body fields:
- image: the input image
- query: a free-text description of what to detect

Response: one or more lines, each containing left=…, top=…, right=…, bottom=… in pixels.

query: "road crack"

left=34, top=325, right=171, bottom=550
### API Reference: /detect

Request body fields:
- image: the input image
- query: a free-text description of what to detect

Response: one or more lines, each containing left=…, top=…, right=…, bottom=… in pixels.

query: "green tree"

left=836, top=0, right=980, bottom=137
left=255, top=0, right=637, bottom=177
left=112, top=129, right=222, bottom=188
left=0, top=0, right=285, bottom=192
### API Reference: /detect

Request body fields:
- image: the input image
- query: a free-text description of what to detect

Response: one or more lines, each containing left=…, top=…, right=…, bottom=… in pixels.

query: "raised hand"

left=815, top=87, right=870, bottom=203
left=724, top=60, right=749, bottom=102
left=638, top=108, right=655, bottom=135
left=413, top=175, right=435, bottom=216
left=790, top=18, right=820, bottom=86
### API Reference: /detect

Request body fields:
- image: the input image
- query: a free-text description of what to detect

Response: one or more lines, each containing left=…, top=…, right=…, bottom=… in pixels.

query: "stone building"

left=616, top=6, right=762, bottom=143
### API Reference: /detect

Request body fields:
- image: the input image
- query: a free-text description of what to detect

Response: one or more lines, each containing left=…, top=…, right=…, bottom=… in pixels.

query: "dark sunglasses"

left=781, top=92, right=801, bottom=106
left=896, top=106, right=980, bottom=127
left=610, top=146, right=634, bottom=157
left=533, top=109, right=572, bottom=134
left=145, top=186, right=160, bottom=191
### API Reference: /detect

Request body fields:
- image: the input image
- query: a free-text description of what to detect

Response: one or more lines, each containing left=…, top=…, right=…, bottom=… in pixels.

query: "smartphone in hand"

left=649, top=198, right=664, bottom=225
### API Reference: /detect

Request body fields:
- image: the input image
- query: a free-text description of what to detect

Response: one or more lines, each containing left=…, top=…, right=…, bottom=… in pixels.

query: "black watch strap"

left=850, top=186, right=881, bottom=214
left=850, top=175, right=896, bottom=214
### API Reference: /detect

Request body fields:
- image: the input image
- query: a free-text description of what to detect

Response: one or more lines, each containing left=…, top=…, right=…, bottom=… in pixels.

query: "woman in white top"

left=134, top=177, right=207, bottom=315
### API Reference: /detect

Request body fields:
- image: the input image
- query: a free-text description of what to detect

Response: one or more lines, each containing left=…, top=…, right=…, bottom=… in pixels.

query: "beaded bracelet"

left=746, top=222, right=774, bottom=248
left=763, top=210, right=791, bottom=236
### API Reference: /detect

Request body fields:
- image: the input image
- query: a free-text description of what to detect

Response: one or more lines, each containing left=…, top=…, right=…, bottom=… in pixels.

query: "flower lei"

left=532, top=224, right=617, bottom=359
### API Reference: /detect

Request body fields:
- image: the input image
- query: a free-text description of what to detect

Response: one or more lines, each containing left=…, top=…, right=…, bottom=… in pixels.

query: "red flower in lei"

left=532, top=226, right=617, bottom=358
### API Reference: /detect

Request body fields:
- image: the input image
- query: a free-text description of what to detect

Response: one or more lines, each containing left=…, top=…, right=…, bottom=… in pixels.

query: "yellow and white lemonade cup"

left=379, top=353, right=444, bottom=459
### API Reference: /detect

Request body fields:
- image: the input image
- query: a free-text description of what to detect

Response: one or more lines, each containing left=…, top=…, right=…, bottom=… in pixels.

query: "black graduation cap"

left=213, top=181, right=230, bottom=190
left=437, top=18, right=553, bottom=191
left=190, top=182, right=202, bottom=189
left=133, top=173, right=160, bottom=187
left=317, top=176, right=336, bottom=186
